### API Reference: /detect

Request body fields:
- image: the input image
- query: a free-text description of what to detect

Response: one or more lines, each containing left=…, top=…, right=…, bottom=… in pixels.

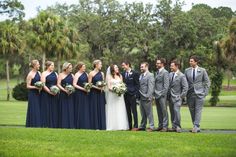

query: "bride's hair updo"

left=110, top=64, right=120, bottom=78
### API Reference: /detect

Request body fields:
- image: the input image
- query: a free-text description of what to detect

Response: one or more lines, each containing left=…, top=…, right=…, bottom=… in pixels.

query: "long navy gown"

left=26, top=72, right=41, bottom=127
left=74, top=72, right=90, bottom=129
left=89, top=71, right=106, bottom=130
left=59, top=74, right=75, bottom=129
left=40, top=72, right=59, bottom=128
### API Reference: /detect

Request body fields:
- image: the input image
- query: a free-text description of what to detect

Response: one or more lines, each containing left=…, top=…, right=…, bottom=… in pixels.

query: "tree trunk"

left=227, top=70, right=231, bottom=89
left=6, top=59, right=10, bottom=101
left=42, top=52, right=46, bottom=71
left=57, top=52, right=61, bottom=73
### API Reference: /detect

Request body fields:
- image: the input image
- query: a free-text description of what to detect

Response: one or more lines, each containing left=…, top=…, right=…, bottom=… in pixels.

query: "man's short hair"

left=157, top=58, right=166, bottom=65
left=189, top=55, right=199, bottom=63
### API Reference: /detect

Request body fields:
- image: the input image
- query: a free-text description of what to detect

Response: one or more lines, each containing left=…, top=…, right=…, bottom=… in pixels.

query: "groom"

left=121, top=61, right=140, bottom=131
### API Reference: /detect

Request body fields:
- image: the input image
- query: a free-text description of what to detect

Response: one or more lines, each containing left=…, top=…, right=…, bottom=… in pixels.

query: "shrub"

left=12, top=82, right=28, bottom=101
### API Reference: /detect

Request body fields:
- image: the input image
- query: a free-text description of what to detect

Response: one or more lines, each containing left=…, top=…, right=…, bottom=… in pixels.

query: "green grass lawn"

left=1, top=127, right=236, bottom=157
left=223, top=78, right=236, bottom=86
left=0, top=100, right=236, bottom=130
left=0, top=100, right=236, bottom=157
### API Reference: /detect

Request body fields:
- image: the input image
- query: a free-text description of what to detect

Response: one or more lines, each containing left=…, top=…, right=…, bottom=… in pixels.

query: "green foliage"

left=209, top=69, right=224, bottom=106
left=12, top=82, right=28, bottom=101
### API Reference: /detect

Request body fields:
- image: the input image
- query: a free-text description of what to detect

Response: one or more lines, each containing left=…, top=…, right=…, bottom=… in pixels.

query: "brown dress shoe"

left=146, top=128, right=154, bottom=132
left=168, top=128, right=176, bottom=132
left=160, top=128, right=168, bottom=132
left=137, top=128, right=146, bottom=131
left=131, top=128, right=139, bottom=131
left=156, top=127, right=163, bottom=131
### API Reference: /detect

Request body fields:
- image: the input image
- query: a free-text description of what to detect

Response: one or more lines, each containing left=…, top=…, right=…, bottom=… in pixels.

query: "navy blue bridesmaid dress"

left=59, top=74, right=75, bottom=129
left=26, top=72, right=41, bottom=127
left=74, top=72, right=90, bottom=129
left=40, top=72, right=59, bottom=128
left=89, top=71, right=106, bottom=130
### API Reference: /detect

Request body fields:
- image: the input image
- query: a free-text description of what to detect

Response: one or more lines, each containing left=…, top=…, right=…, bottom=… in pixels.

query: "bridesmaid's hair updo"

left=45, top=61, right=54, bottom=69
left=29, top=60, right=39, bottom=68
left=110, top=64, right=120, bottom=78
left=93, top=60, right=101, bottom=68
left=62, top=62, right=72, bottom=71
left=75, top=62, right=85, bottom=70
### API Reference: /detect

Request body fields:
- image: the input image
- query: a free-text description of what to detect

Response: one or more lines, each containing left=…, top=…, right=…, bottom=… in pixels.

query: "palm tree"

left=222, top=17, right=236, bottom=62
left=54, top=25, right=79, bottom=73
left=29, top=11, right=61, bottom=70
left=0, top=20, right=25, bottom=100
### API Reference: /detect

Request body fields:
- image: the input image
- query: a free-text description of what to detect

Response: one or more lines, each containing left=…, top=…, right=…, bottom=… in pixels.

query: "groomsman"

left=168, top=60, right=188, bottom=133
left=154, top=58, right=169, bottom=132
left=185, top=55, right=210, bottom=133
left=138, top=62, right=155, bottom=131
left=121, top=61, right=139, bottom=131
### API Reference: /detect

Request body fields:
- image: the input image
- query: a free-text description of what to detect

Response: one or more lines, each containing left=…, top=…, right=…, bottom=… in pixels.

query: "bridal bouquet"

left=96, top=81, right=107, bottom=88
left=50, top=85, right=60, bottom=95
left=65, top=84, right=75, bottom=94
left=84, top=82, right=93, bottom=92
left=112, top=82, right=127, bottom=96
left=34, top=81, right=44, bottom=89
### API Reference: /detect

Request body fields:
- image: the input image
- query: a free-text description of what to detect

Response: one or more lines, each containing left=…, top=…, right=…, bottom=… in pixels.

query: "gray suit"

left=139, top=71, right=155, bottom=129
left=185, top=67, right=210, bottom=128
left=168, top=71, right=188, bottom=129
left=154, top=68, right=169, bottom=129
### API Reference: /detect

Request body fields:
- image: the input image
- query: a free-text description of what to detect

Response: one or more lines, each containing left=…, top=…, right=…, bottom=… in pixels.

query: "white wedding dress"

left=105, top=78, right=129, bottom=131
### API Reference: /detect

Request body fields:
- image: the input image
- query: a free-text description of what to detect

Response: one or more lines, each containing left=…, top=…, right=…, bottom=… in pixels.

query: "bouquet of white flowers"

left=50, top=85, right=60, bottom=95
left=112, top=82, right=127, bottom=96
left=96, top=81, right=107, bottom=88
left=84, top=82, right=93, bottom=92
left=34, top=81, right=44, bottom=89
left=65, top=84, right=75, bottom=94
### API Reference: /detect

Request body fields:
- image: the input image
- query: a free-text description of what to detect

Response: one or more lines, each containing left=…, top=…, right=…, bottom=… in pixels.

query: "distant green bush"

left=12, top=82, right=28, bottom=101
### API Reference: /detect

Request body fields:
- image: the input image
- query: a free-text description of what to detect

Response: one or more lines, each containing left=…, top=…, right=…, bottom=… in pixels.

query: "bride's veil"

left=105, top=66, right=112, bottom=100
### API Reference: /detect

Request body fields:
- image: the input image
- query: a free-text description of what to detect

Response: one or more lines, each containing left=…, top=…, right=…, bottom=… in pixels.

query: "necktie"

left=171, top=73, right=175, bottom=82
left=125, top=72, right=129, bottom=79
left=141, top=74, right=144, bottom=80
left=193, top=68, right=195, bottom=81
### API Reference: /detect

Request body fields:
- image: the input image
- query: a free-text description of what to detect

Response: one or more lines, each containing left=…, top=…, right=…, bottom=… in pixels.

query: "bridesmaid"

left=57, top=62, right=75, bottom=129
left=26, top=60, right=41, bottom=127
left=88, top=60, right=106, bottom=130
left=73, top=62, right=90, bottom=129
left=41, top=61, right=59, bottom=128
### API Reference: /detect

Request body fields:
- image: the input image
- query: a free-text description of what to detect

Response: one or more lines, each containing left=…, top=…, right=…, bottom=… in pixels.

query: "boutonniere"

left=176, top=72, right=180, bottom=77
left=197, top=69, right=201, bottom=73
left=129, top=72, right=133, bottom=75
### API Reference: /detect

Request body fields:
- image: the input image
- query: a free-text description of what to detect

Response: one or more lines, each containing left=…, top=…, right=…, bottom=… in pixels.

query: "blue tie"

left=171, top=73, right=175, bottom=82
left=193, top=69, right=195, bottom=81
left=125, top=72, right=128, bottom=79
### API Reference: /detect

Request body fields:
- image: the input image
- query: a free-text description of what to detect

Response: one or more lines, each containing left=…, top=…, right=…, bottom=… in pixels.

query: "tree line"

left=0, top=0, right=236, bottom=105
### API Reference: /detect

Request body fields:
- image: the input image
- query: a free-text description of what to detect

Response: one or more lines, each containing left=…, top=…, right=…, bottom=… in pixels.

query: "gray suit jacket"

left=139, top=71, right=155, bottom=101
left=184, top=67, right=210, bottom=98
left=168, top=71, right=188, bottom=103
left=154, top=68, right=169, bottom=99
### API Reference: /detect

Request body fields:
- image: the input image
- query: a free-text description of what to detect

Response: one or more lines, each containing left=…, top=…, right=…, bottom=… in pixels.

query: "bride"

left=105, top=64, right=129, bottom=131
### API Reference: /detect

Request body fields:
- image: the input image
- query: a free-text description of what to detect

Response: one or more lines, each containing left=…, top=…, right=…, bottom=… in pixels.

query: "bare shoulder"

left=89, top=71, right=94, bottom=77
left=26, top=71, right=33, bottom=79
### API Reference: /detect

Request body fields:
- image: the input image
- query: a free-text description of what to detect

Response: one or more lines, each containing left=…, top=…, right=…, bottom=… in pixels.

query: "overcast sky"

left=1, top=0, right=236, bottom=20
